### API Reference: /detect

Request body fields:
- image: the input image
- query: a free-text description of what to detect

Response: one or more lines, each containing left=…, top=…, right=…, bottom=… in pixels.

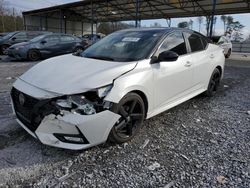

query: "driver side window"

left=157, top=32, right=187, bottom=56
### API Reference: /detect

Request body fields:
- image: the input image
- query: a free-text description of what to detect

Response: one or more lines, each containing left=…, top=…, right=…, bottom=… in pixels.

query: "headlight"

left=15, top=46, right=25, bottom=50
left=55, top=84, right=113, bottom=115
left=97, top=84, right=112, bottom=98
left=56, top=95, right=96, bottom=115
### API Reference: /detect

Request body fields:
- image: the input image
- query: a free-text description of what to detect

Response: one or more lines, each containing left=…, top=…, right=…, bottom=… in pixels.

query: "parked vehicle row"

left=0, top=31, right=51, bottom=55
left=7, top=33, right=86, bottom=61
left=0, top=31, right=100, bottom=61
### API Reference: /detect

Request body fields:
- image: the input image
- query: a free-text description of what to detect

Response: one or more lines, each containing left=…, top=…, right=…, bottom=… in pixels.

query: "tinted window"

left=187, top=33, right=204, bottom=52
left=158, top=32, right=187, bottom=56
left=201, top=36, right=208, bottom=49
left=82, top=30, right=165, bottom=62
left=61, top=35, right=75, bottom=43
left=12, top=32, right=27, bottom=41
left=44, top=36, right=60, bottom=45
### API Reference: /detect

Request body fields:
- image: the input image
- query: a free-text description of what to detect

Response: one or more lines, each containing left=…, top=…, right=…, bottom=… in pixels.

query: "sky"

left=5, top=0, right=250, bottom=39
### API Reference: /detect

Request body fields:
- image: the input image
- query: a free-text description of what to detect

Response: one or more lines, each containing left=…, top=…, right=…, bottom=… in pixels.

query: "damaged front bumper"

left=35, top=110, right=120, bottom=150
left=11, top=79, right=120, bottom=150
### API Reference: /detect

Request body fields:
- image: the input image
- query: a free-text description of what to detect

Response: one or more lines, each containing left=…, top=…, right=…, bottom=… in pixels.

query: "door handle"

left=210, top=54, right=215, bottom=58
left=185, top=61, right=192, bottom=67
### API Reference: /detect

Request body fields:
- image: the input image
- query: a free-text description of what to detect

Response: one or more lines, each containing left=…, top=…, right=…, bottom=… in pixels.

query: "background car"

left=81, top=34, right=103, bottom=47
left=0, top=31, right=51, bottom=55
left=7, top=33, right=85, bottom=61
left=11, top=28, right=225, bottom=150
left=211, top=36, right=232, bottom=58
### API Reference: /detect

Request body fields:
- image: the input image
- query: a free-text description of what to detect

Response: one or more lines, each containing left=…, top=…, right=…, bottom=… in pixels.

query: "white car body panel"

left=11, top=29, right=225, bottom=150
left=36, top=111, right=120, bottom=150
left=20, top=54, right=137, bottom=95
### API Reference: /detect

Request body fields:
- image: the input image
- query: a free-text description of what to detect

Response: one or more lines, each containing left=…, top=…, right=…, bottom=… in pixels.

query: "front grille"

left=11, top=87, right=58, bottom=132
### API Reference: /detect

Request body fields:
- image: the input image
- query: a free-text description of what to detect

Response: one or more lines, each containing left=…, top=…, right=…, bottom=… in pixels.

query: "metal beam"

left=209, top=0, right=217, bottom=38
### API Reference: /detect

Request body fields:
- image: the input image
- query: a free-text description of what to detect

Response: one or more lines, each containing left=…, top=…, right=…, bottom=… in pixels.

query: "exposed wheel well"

left=129, top=90, right=148, bottom=118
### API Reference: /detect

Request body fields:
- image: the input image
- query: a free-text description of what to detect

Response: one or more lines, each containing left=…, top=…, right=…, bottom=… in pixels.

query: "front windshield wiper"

left=85, top=55, right=115, bottom=61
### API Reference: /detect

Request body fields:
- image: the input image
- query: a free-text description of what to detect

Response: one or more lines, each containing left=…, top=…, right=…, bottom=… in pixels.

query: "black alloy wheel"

left=1, top=45, right=10, bottom=55
left=205, top=68, right=221, bottom=97
left=28, top=49, right=41, bottom=61
left=109, top=93, right=145, bottom=143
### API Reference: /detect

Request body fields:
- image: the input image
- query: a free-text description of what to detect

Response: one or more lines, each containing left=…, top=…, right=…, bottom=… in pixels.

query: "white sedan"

left=11, top=28, right=225, bottom=150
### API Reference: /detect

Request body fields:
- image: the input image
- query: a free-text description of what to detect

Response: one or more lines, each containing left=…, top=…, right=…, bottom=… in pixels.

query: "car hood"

left=19, top=54, right=137, bottom=95
left=11, top=42, right=30, bottom=48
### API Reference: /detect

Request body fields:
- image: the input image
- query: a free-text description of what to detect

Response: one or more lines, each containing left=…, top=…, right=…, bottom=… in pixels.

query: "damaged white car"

left=11, top=28, right=225, bottom=150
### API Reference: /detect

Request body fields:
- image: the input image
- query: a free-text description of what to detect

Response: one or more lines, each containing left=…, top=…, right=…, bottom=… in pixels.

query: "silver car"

left=212, top=36, right=232, bottom=58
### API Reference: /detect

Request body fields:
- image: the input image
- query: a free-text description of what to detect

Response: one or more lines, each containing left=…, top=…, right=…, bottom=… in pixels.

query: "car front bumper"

left=11, top=79, right=120, bottom=150
left=7, top=48, right=27, bottom=60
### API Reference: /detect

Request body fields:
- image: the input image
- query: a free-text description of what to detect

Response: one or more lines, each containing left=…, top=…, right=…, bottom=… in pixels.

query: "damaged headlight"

left=55, top=84, right=113, bottom=115
left=97, top=84, right=113, bottom=98
left=56, top=95, right=96, bottom=115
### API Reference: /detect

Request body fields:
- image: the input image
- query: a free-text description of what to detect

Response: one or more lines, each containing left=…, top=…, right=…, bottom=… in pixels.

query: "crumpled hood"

left=19, top=54, right=137, bottom=95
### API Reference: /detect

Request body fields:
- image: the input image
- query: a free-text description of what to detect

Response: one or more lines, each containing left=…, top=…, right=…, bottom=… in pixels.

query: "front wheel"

left=28, top=49, right=41, bottom=61
left=204, top=68, right=221, bottom=97
left=109, top=93, right=145, bottom=144
left=1, top=44, right=10, bottom=55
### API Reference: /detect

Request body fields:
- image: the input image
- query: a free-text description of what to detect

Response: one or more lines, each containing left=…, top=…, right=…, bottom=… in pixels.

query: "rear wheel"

left=109, top=93, right=145, bottom=143
left=204, top=68, right=221, bottom=97
left=1, top=44, right=10, bottom=55
left=225, top=49, right=231, bottom=58
left=28, top=49, right=41, bottom=61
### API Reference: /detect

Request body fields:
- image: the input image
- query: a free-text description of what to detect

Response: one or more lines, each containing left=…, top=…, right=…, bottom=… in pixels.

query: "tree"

left=224, top=16, right=244, bottom=41
left=205, top=16, right=212, bottom=36
left=0, top=0, right=23, bottom=32
left=178, top=21, right=188, bottom=28
left=197, top=16, right=203, bottom=32
left=150, top=22, right=162, bottom=27
left=220, top=15, right=227, bottom=34
left=189, top=19, right=193, bottom=29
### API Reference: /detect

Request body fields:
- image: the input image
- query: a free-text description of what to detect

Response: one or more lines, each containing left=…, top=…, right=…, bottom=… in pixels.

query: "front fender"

left=105, top=59, right=154, bottom=116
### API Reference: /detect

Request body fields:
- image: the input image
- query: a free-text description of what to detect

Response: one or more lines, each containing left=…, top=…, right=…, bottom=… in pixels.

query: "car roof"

left=116, top=27, right=193, bottom=33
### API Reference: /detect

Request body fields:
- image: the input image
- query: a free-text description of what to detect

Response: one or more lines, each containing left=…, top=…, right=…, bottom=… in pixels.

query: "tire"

left=225, top=49, right=231, bottom=58
left=1, top=44, right=10, bottom=55
left=204, top=68, right=221, bottom=97
left=109, top=92, right=145, bottom=144
left=28, top=49, right=41, bottom=61
left=74, top=46, right=84, bottom=53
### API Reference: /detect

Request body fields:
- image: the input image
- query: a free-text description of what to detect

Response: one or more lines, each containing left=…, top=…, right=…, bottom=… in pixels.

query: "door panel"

left=152, top=32, right=194, bottom=109
left=152, top=54, right=193, bottom=108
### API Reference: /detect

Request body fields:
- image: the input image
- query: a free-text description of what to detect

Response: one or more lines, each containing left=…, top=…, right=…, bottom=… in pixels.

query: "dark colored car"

left=7, top=33, right=86, bottom=61
left=0, top=31, right=50, bottom=55
left=81, top=34, right=103, bottom=47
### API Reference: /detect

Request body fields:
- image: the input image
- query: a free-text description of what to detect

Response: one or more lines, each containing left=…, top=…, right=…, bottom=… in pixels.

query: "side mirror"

left=41, top=40, right=47, bottom=44
left=11, top=37, right=16, bottom=41
left=151, top=51, right=179, bottom=64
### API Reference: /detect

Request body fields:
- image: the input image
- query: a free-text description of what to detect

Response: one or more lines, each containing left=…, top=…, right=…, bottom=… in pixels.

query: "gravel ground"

left=0, top=55, right=249, bottom=187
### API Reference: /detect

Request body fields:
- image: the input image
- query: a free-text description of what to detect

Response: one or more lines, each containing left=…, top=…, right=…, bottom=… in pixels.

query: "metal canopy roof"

left=23, top=0, right=250, bottom=22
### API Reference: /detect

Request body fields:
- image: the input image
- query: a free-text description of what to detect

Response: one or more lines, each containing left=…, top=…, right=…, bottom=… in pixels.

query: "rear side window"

left=201, top=36, right=208, bottom=49
left=12, top=32, right=27, bottom=41
left=187, top=33, right=205, bottom=52
left=44, top=36, right=60, bottom=45
left=61, top=35, right=75, bottom=43
left=158, top=32, right=187, bottom=56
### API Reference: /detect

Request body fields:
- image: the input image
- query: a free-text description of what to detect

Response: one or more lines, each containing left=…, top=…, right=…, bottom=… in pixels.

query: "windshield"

left=2, top=32, right=17, bottom=40
left=30, top=35, right=46, bottom=42
left=81, top=30, right=165, bottom=62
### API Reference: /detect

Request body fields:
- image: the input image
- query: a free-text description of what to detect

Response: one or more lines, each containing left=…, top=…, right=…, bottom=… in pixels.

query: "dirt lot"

left=0, top=53, right=249, bottom=187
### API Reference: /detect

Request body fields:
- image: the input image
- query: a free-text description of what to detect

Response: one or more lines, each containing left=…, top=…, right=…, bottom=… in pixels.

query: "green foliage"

left=0, top=15, right=23, bottom=32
